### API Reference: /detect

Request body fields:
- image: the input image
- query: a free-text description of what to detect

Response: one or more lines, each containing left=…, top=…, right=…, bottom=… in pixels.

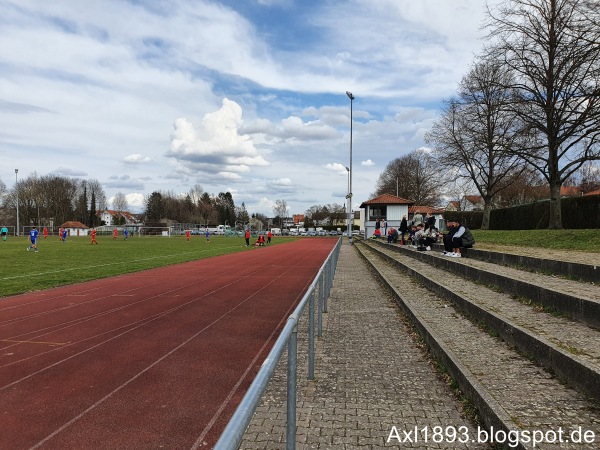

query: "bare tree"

left=327, top=203, right=347, bottom=226
left=304, top=205, right=330, bottom=226
left=496, top=166, right=548, bottom=206
left=235, top=202, right=250, bottom=227
left=188, top=184, right=204, bottom=206
left=87, top=179, right=106, bottom=227
left=87, top=179, right=107, bottom=211
left=571, top=161, right=600, bottom=193
left=375, top=149, right=441, bottom=206
left=426, top=59, right=527, bottom=229
left=485, top=0, right=600, bottom=228
left=273, top=199, right=288, bottom=227
left=113, top=192, right=128, bottom=213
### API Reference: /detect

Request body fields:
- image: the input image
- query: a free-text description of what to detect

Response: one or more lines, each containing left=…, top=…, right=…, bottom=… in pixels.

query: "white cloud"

left=167, top=98, right=269, bottom=179
left=124, top=154, right=152, bottom=164
left=1, top=0, right=498, bottom=217
left=125, top=193, right=145, bottom=211
left=326, top=163, right=349, bottom=175
left=270, top=177, right=293, bottom=186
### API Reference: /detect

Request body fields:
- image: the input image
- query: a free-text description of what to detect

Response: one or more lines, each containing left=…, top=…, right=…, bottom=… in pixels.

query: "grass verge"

left=471, top=229, right=600, bottom=253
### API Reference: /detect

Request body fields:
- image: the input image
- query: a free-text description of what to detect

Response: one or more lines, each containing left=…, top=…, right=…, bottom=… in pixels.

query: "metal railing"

left=214, top=238, right=342, bottom=450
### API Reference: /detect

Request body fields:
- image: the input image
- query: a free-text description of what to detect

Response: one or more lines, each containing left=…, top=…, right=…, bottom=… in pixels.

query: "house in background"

left=359, top=194, right=414, bottom=238
left=445, top=201, right=460, bottom=211
left=60, top=221, right=89, bottom=237
left=462, top=195, right=484, bottom=211
left=445, top=196, right=484, bottom=212
left=293, top=214, right=305, bottom=227
left=98, top=209, right=139, bottom=226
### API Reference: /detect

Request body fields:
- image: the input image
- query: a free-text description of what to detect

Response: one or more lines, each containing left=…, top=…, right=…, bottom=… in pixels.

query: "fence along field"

left=0, top=234, right=296, bottom=298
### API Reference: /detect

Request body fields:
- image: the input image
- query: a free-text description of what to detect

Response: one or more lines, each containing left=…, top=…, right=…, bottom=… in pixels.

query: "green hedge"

left=489, top=194, right=600, bottom=229
left=442, top=211, right=484, bottom=229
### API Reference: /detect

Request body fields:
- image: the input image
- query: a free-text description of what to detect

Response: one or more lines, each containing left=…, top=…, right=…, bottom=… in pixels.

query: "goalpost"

left=137, top=226, right=171, bottom=237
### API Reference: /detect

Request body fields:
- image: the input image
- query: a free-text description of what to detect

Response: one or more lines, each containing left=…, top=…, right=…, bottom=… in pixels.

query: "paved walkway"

left=241, top=243, right=491, bottom=449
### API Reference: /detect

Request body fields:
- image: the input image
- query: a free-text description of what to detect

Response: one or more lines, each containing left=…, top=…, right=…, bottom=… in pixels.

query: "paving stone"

left=358, top=242, right=600, bottom=450
left=240, top=244, right=491, bottom=450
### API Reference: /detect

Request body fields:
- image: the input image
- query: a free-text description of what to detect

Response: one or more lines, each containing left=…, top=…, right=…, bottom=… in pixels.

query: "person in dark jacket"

left=448, top=220, right=475, bottom=258
left=442, top=220, right=457, bottom=255
left=399, top=216, right=408, bottom=244
left=425, top=213, right=436, bottom=231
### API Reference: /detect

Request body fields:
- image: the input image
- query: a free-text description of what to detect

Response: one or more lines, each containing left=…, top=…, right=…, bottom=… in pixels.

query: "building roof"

left=464, top=195, right=483, bottom=204
left=560, top=186, right=582, bottom=197
left=584, top=189, right=600, bottom=196
left=60, top=221, right=89, bottom=229
left=445, top=201, right=460, bottom=210
left=359, top=194, right=414, bottom=208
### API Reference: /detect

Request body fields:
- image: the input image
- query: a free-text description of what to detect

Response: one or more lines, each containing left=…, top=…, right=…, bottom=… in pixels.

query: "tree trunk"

left=548, top=183, right=562, bottom=229
left=481, top=202, right=493, bottom=230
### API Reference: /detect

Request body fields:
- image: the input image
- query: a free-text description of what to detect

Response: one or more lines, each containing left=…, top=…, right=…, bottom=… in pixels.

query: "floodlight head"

left=346, top=91, right=354, bottom=100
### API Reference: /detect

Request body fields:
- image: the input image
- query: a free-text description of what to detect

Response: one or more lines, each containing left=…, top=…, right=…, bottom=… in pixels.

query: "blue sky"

left=0, top=0, right=497, bottom=216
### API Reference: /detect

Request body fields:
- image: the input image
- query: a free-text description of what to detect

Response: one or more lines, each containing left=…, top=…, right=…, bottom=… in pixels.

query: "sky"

left=0, top=0, right=498, bottom=217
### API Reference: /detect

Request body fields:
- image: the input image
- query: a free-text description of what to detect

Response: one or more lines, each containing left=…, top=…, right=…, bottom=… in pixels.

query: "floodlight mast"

left=345, top=91, right=354, bottom=244
left=15, top=169, right=19, bottom=236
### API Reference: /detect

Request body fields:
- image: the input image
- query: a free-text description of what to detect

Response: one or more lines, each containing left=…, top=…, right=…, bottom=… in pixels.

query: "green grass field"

left=0, top=234, right=297, bottom=298
left=2, top=229, right=598, bottom=298
left=471, top=229, right=600, bottom=253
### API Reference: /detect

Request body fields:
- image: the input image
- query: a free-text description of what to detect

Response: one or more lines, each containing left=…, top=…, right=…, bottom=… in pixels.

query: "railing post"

left=308, top=288, right=315, bottom=380
left=318, top=271, right=324, bottom=336
left=286, top=325, right=298, bottom=450
left=324, top=260, right=330, bottom=313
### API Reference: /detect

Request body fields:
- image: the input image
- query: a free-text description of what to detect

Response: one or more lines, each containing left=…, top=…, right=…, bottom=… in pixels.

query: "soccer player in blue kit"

left=27, top=226, right=39, bottom=252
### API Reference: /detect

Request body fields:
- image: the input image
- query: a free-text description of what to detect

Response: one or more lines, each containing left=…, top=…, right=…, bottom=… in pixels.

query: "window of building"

left=369, top=206, right=386, bottom=219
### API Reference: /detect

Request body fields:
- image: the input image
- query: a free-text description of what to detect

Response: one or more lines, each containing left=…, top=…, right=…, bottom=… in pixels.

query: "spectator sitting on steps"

left=441, top=220, right=457, bottom=256
left=407, top=224, right=417, bottom=246
left=387, top=227, right=398, bottom=244
left=448, top=220, right=475, bottom=258
left=413, top=224, right=427, bottom=250
left=423, top=226, right=439, bottom=251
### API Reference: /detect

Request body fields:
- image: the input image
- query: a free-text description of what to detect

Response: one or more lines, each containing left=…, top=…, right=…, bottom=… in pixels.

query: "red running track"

left=0, top=238, right=337, bottom=450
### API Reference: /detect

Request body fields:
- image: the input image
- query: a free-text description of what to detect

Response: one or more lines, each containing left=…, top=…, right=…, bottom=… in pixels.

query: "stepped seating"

left=429, top=242, right=599, bottom=283
left=355, top=238, right=600, bottom=449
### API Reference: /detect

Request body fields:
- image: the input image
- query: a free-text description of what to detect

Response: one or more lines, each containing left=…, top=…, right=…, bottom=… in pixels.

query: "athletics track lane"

left=0, top=238, right=337, bottom=449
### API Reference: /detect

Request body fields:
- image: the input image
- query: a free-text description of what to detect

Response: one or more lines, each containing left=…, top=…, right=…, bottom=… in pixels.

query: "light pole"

left=345, top=91, right=354, bottom=244
left=345, top=166, right=350, bottom=237
left=15, top=169, right=19, bottom=236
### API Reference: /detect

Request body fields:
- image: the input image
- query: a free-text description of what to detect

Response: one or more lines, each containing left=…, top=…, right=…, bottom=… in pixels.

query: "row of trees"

left=143, top=188, right=350, bottom=231
left=144, top=185, right=252, bottom=227
left=375, top=149, right=599, bottom=216
left=0, top=174, right=107, bottom=229
left=376, top=0, right=600, bottom=230
left=425, top=0, right=600, bottom=229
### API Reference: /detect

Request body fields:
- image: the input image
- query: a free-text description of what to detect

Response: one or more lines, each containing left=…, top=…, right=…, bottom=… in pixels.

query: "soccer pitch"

left=0, top=234, right=296, bottom=298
